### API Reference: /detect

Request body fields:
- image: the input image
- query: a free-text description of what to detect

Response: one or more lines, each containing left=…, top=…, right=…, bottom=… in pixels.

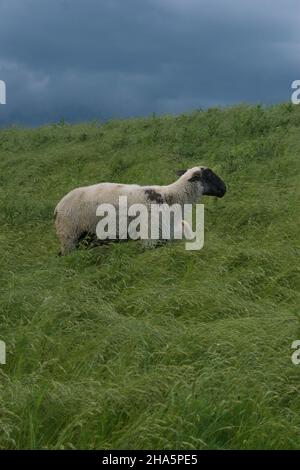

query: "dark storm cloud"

left=0, top=0, right=299, bottom=126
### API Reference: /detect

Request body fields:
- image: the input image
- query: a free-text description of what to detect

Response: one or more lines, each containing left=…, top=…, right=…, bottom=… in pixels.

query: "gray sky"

left=0, top=0, right=299, bottom=126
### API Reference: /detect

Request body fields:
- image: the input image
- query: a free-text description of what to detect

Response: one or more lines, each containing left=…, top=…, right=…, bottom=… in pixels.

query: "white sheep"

left=54, top=166, right=226, bottom=255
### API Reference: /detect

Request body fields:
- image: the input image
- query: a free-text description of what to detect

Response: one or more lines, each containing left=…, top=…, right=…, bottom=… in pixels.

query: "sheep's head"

left=176, top=166, right=226, bottom=198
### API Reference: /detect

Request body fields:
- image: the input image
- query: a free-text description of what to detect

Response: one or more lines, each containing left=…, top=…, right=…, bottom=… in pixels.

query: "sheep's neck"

left=164, top=180, right=202, bottom=205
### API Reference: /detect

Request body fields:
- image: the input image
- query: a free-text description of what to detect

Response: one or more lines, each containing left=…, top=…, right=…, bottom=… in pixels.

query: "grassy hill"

left=0, top=103, right=300, bottom=449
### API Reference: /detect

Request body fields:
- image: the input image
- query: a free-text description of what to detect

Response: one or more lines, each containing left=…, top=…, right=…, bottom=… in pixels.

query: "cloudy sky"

left=0, top=0, right=299, bottom=126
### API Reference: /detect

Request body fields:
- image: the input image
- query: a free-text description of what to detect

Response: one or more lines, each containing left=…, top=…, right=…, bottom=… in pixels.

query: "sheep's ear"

left=188, top=170, right=202, bottom=182
left=176, top=169, right=187, bottom=177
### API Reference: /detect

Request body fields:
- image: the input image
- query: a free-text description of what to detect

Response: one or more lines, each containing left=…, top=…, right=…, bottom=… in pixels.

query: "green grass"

left=0, top=103, right=300, bottom=449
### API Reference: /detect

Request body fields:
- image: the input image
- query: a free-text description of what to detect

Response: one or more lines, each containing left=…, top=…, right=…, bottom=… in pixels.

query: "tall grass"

left=0, top=103, right=300, bottom=449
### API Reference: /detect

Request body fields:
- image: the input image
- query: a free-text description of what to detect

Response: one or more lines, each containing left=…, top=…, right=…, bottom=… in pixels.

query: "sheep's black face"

left=177, top=167, right=226, bottom=198
left=201, top=168, right=226, bottom=197
left=186, top=168, right=226, bottom=198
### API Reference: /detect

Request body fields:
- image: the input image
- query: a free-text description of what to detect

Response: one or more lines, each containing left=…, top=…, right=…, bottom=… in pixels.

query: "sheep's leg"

left=55, top=217, right=81, bottom=255
left=142, top=239, right=168, bottom=249
left=59, top=235, right=79, bottom=256
left=142, top=239, right=157, bottom=249
left=55, top=206, right=85, bottom=255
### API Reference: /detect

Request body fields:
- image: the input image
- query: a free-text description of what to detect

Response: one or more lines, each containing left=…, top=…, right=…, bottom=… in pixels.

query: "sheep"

left=54, top=166, right=226, bottom=255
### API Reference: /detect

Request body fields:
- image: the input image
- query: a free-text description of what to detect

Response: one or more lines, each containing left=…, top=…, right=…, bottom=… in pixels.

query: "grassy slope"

left=0, top=103, right=300, bottom=449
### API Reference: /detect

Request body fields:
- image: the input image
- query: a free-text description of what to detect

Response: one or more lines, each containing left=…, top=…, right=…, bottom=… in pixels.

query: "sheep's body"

left=54, top=166, right=225, bottom=255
